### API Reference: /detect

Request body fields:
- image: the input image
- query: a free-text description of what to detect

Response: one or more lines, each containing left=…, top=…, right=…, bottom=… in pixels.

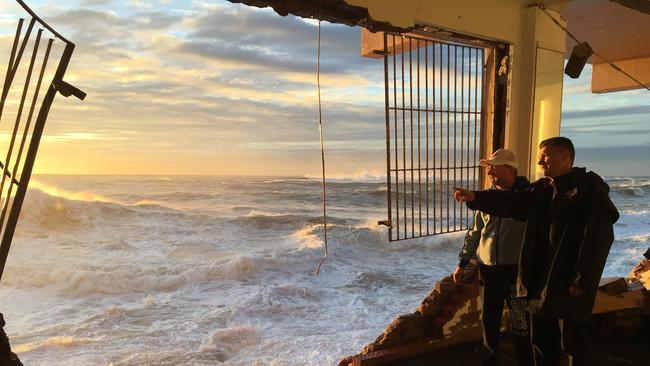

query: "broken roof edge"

left=226, top=0, right=411, bottom=33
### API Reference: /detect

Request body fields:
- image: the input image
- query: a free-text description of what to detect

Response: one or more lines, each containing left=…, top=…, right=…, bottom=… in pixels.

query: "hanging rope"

left=538, top=5, right=650, bottom=93
left=314, top=7, right=329, bottom=276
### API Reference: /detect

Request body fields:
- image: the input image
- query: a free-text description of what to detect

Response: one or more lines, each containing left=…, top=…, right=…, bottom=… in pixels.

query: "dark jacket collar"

left=553, top=167, right=586, bottom=194
left=513, top=176, right=530, bottom=191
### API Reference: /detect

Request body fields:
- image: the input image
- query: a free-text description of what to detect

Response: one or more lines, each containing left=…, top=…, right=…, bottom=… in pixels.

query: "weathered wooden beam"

left=592, top=57, right=650, bottom=93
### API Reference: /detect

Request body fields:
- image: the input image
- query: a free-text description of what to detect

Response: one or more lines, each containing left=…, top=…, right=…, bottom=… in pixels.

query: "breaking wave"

left=609, top=178, right=650, bottom=197
left=199, top=326, right=261, bottom=358
left=14, top=336, right=98, bottom=353
left=229, top=211, right=354, bottom=230
left=303, top=171, right=386, bottom=183
left=613, top=186, right=646, bottom=197
left=2, top=255, right=285, bottom=296
left=18, top=183, right=193, bottom=233
left=19, top=188, right=136, bottom=232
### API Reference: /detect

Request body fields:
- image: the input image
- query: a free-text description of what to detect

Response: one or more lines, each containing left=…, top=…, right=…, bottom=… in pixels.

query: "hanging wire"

left=537, top=4, right=650, bottom=93
left=314, top=6, right=329, bottom=276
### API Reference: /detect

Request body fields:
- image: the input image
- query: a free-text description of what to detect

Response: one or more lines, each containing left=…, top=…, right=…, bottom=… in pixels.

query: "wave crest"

left=303, top=171, right=386, bottom=183
left=2, top=255, right=283, bottom=296
left=199, top=326, right=261, bottom=358
left=230, top=212, right=351, bottom=230
left=14, top=336, right=97, bottom=353
left=613, top=186, right=645, bottom=197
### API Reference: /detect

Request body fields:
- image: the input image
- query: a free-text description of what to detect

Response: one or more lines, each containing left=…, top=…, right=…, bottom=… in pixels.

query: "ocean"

left=0, top=175, right=647, bottom=365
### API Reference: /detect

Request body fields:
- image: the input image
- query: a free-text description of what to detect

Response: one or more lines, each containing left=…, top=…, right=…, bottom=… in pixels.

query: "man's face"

left=537, top=146, right=570, bottom=178
left=486, top=164, right=512, bottom=187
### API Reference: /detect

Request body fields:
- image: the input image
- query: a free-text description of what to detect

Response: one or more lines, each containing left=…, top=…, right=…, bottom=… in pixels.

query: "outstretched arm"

left=454, top=187, right=532, bottom=221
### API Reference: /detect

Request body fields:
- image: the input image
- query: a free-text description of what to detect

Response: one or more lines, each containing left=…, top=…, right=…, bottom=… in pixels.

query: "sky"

left=0, top=0, right=648, bottom=177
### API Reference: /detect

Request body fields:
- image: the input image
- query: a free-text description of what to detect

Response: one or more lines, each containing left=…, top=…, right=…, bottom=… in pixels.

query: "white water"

left=0, top=175, right=646, bottom=365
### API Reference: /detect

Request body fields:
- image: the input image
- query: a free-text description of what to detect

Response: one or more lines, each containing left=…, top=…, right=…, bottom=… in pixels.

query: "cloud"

left=175, top=4, right=369, bottom=76
left=176, top=40, right=345, bottom=74
left=42, top=132, right=126, bottom=143
left=563, top=127, right=650, bottom=137
left=17, top=0, right=386, bottom=165
left=49, top=8, right=182, bottom=34
left=575, top=144, right=650, bottom=176
left=129, top=1, right=154, bottom=10
left=81, top=0, right=116, bottom=6
left=563, top=105, right=650, bottom=119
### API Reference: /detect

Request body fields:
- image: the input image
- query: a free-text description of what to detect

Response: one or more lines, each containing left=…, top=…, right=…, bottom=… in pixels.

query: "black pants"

left=530, top=314, right=590, bottom=366
left=479, top=264, right=534, bottom=366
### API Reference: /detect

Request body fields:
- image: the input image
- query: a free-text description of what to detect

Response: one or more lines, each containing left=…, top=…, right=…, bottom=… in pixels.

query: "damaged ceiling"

left=546, top=0, right=650, bottom=63
left=226, top=0, right=410, bottom=32
left=226, top=0, right=650, bottom=63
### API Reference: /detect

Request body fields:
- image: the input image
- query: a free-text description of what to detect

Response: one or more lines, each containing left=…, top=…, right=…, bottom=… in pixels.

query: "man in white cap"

left=452, top=148, right=533, bottom=366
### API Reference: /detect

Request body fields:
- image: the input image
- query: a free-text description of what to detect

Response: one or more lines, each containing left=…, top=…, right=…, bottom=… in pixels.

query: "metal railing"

left=380, top=32, right=485, bottom=241
left=0, top=0, right=85, bottom=280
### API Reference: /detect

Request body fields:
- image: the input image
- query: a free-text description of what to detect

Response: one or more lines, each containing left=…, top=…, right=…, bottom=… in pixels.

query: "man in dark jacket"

left=452, top=149, right=533, bottom=366
left=453, top=137, right=619, bottom=366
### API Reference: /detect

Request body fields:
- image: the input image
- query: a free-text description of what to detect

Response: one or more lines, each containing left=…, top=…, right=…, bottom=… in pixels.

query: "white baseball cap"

left=479, top=148, right=518, bottom=169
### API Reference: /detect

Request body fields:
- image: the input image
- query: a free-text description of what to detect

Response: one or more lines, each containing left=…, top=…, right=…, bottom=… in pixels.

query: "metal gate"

left=0, top=0, right=85, bottom=280
left=381, top=32, right=485, bottom=241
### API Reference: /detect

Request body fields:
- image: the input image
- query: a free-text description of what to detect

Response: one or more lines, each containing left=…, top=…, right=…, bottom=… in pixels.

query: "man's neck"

left=553, top=166, right=574, bottom=178
left=495, top=176, right=516, bottom=191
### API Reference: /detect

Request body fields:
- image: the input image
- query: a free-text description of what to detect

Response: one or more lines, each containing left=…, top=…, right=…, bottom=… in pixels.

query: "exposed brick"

left=362, top=343, right=380, bottom=354
left=377, top=332, right=404, bottom=347
left=393, top=312, right=424, bottom=329
left=435, top=281, right=459, bottom=295
left=441, top=303, right=459, bottom=316
left=433, top=314, right=452, bottom=329
left=450, top=293, right=467, bottom=304
left=416, top=300, right=441, bottom=316
left=403, top=326, right=425, bottom=342
left=460, top=282, right=480, bottom=296
left=337, top=355, right=355, bottom=366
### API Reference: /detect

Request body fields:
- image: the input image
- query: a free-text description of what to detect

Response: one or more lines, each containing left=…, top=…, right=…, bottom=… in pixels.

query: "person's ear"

left=561, top=150, right=572, bottom=166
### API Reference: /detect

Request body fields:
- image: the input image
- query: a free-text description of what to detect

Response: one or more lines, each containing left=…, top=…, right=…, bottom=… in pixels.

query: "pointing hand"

left=453, top=187, right=475, bottom=202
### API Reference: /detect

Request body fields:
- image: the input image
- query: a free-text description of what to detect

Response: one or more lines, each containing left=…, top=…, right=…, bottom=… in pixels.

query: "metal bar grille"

left=383, top=32, right=485, bottom=241
left=0, top=0, right=85, bottom=281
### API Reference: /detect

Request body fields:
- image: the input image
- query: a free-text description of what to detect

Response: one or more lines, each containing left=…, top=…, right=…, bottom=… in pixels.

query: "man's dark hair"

left=539, top=136, right=575, bottom=163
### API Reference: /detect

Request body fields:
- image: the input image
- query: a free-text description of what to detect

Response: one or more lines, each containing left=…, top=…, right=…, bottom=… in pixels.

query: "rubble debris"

left=338, top=263, right=481, bottom=366
left=630, top=254, right=650, bottom=290
left=339, top=255, right=650, bottom=366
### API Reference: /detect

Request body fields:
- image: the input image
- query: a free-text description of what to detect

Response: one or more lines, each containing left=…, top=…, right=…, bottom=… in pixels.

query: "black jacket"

left=467, top=168, right=619, bottom=323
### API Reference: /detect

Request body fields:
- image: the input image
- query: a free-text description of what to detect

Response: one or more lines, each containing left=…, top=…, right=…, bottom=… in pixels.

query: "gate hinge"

left=378, top=220, right=392, bottom=228
left=53, top=79, right=86, bottom=101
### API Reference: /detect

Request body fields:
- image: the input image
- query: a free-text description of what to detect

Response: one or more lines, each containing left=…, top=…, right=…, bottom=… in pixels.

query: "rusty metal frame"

left=381, top=32, right=486, bottom=241
left=0, top=0, right=85, bottom=281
